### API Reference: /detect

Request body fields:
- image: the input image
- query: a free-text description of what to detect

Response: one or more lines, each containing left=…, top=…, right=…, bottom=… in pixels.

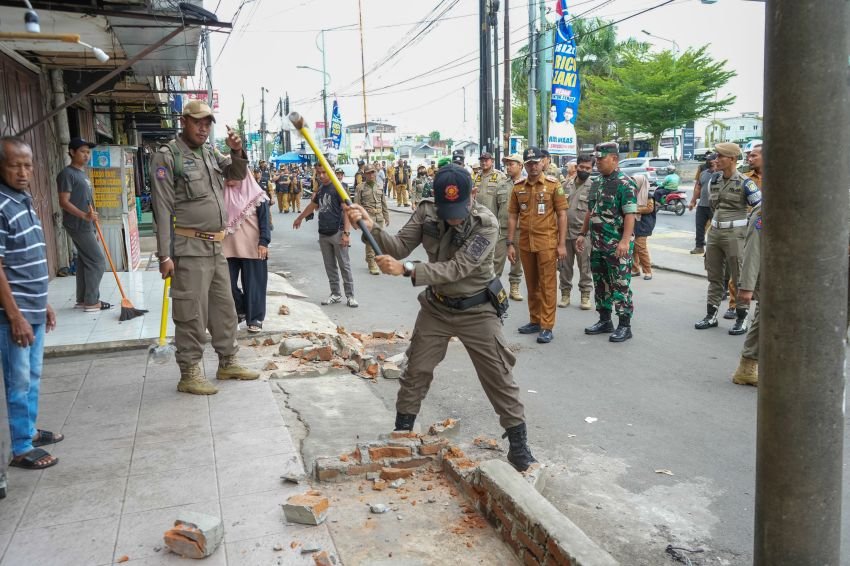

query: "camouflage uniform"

left=588, top=170, right=638, bottom=318
left=411, top=173, right=432, bottom=207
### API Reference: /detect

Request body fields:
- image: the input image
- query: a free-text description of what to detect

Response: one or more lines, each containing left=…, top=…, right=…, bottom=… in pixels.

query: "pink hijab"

left=224, top=174, right=269, bottom=234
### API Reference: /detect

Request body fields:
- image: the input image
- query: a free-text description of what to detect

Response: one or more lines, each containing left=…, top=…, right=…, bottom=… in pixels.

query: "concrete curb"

left=650, top=262, right=705, bottom=279
left=451, top=459, right=619, bottom=566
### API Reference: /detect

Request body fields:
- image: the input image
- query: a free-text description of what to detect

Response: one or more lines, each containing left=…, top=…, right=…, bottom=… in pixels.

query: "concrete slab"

left=2, top=516, right=118, bottom=566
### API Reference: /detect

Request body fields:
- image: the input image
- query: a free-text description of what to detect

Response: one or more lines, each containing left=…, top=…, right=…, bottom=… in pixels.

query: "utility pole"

left=203, top=28, right=215, bottom=143
left=283, top=93, right=292, bottom=153
left=491, top=0, right=500, bottom=167
left=527, top=0, right=537, bottom=147
left=319, top=29, right=329, bottom=139
left=503, top=0, right=511, bottom=157
left=357, top=0, right=370, bottom=161
left=755, top=1, right=848, bottom=564
left=537, top=0, right=550, bottom=148
left=479, top=0, right=493, bottom=155
left=260, top=87, right=267, bottom=162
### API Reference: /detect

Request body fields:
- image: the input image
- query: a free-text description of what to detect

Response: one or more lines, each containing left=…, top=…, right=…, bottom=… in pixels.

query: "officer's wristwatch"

left=403, top=261, right=415, bottom=277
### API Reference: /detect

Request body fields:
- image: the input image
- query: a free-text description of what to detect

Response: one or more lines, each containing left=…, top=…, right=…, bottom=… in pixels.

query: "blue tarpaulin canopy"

left=270, top=151, right=307, bottom=165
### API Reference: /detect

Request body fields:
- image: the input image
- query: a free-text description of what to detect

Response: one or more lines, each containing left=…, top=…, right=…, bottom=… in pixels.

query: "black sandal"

left=10, top=448, right=58, bottom=470
left=84, top=301, right=112, bottom=312
left=32, top=429, right=64, bottom=447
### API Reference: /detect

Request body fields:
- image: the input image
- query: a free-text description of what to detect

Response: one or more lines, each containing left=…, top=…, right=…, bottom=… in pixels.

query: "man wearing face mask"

left=558, top=154, right=594, bottom=309
left=345, top=164, right=536, bottom=472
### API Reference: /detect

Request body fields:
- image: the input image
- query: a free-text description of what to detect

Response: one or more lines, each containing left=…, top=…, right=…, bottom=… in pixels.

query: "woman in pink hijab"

left=223, top=175, right=271, bottom=333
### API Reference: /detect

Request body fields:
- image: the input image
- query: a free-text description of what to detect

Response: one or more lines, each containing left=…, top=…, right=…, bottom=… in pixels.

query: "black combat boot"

left=609, top=316, right=633, bottom=342
left=502, top=423, right=537, bottom=472
left=694, top=304, right=719, bottom=330
left=584, top=310, right=615, bottom=335
left=394, top=413, right=416, bottom=432
left=729, top=308, right=749, bottom=335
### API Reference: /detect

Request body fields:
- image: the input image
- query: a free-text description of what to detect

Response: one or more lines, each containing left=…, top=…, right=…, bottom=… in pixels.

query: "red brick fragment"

left=380, top=467, right=414, bottom=480
left=368, top=446, right=413, bottom=460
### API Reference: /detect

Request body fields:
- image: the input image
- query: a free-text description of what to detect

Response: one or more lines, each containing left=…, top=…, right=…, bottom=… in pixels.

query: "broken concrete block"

left=370, top=503, right=389, bottom=514
left=280, top=337, right=313, bottom=356
left=312, top=551, right=333, bottom=566
left=428, top=418, right=460, bottom=438
left=386, top=353, right=406, bottom=365
left=372, top=479, right=387, bottom=491
left=163, top=511, right=224, bottom=559
left=366, top=363, right=381, bottom=378
left=372, top=329, right=395, bottom=339
left=263, top=361, right=279, bottom=371
left=278, top=305, right=290, bottom=315
left=344, top=360, right=360, bottom=372
left=388, top=479, right=405, bottom=489
left=283, top=493, right=329, bottom=525
left=381, top=362, right=402, bottom=379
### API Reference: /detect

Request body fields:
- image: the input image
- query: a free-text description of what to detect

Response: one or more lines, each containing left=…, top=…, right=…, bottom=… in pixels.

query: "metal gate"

left=0, top=52, right=58, bottom=277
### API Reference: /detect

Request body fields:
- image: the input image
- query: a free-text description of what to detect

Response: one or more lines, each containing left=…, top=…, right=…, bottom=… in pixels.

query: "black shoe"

left=585, top=319, right=614, bottom=335
left=536, top=329, right=553, bottom=344
left=518, top=322, right=541, bottom=334
left=695, top=305, right=719, bottom=330
left=723, top=307, right=736, bottom=320
left=394, top=413, right=416, bottom=432
left=609, top=325, right=633, bottom=342
left=502, top=423, right=537, bottom=472
left=729, top=309, right=749, bottom=335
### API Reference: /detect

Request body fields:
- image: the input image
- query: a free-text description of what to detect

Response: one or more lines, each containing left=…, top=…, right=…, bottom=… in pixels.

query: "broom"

left=92, top=211, right=149, bottom=321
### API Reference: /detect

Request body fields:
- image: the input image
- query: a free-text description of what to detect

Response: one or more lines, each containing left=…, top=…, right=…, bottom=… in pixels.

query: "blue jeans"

left=0, top=323, right=45, bottom=456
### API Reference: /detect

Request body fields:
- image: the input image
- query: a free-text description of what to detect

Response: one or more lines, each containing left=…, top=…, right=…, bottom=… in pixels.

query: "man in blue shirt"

left=0, top=136, right=59, bottom=470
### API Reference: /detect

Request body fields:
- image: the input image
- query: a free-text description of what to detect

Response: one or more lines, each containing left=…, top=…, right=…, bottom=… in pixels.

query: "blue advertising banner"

left=330, top=100, right=343, bottom=149
left=547, top=0, right=580, bottom=156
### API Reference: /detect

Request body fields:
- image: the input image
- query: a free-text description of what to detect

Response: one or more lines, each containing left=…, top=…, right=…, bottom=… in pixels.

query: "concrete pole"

left=755, top=1, right=848, bottom=564
left=537, top=0, right=549, bottom=147
left=204, top=28, right=215, bottom=144
left=321, top=30, right=329, bottom=139
left=503, top=0, right=511, bottom=156
left=260, top=87, right=266, bottom=162
left=527, top=0, right=537, bottom=146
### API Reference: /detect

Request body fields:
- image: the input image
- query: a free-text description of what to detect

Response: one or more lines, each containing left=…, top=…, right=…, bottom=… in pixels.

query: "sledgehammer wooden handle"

left=288, top=112, right=383, bottom=256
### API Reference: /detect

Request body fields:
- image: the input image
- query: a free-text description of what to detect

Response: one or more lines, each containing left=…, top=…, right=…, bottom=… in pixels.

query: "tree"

left=236, top=95, right=247, bottom=140
left=428, top=130, right=441, bottom=143
left=595, top=46, right=736, bottom=151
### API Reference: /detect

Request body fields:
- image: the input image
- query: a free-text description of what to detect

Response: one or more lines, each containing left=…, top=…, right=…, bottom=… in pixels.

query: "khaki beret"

left=502, top=153, right=524, bottom=164
left=714, top=142, right=742, bottom=158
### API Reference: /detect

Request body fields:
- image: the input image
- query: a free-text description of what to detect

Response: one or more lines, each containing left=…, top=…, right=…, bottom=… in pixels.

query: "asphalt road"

left=267, top=199, right=849, bottom=566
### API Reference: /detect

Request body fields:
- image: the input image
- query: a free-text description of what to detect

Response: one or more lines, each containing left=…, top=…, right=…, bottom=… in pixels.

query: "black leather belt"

left=427, top=287, right=490, bottom=310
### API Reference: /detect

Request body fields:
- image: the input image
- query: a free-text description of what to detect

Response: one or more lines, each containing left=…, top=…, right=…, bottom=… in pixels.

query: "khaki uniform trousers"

left=398, top=292, right=525, bottom=429
left=276, top=192, right=290, bottom=212
left=742, top=301, right=760, bottom=360
left=494, top=231, right=523, bottom=285
left=705, top=225, right=746, bottom=308
left=396, top=184, right=410, bottom=206
left=364, top=216, right=386, bottom=264
left=520, top=248, right=559, bottom=330
left=559, top=238, right=593, bottom=292
left=171, top=254, right=239, bottom=369
left=291, top=192, right=302, bottom=212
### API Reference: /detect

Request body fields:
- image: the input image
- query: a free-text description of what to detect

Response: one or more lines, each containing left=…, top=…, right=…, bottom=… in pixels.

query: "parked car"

left=338, top=163, right=359, bottom=192
left=619, top=157, right=672, bottom=186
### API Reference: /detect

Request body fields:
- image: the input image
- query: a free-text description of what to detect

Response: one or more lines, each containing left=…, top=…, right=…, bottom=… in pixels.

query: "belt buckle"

left=195, top=231, right=214, bottom=241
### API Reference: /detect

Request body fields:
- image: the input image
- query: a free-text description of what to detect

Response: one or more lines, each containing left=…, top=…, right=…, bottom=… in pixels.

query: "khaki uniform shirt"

left=473, top=168, right=511, bottom=236
left=564, top=176, right=593, bottom=240
left=370, top=200, right=498, bottom=298
left=353, top=181, right=389, bottom=223
left=508, top=175, right=568, bottom=252
left=546, top=163, right=564, bottom=183
left=744, top=169, right=762, bottom=189
left=739, top=202, right=762, bottom=292
left=426, top=166, right=436, bottom=178
left=386, top=166, right=395, bottom=186
left=150, top=137, right=248, bottom=257
left=709, top=170, right=762, bottom=222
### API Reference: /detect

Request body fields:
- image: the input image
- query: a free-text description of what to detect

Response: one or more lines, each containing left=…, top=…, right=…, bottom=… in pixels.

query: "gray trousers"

left=495, top=235, right=523, bottom=285
left=742, top=302, right=760, bottom=360
left=66, top=225, right=105, bottom=305
left=559, top=238, right=593, bottom=293
left=319, top=231, right=354, bottom=297
left=705, top=225, right=746, bottom=308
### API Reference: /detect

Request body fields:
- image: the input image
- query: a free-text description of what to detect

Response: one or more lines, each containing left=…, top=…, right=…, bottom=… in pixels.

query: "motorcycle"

left=650, top=188, right=687, bottom=216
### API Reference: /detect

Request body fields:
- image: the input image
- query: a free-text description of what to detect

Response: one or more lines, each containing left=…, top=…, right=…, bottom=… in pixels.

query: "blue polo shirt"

left=0, top=182, right=49, bottom=325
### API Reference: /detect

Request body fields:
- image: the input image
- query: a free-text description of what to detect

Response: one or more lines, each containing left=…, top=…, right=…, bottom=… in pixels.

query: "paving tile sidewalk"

left=0, top=349, right=338, bottom=566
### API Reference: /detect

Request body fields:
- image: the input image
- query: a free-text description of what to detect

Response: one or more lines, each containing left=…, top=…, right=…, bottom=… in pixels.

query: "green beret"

left=595, top=142, right=619, bottom=157
left=437, top=157, right=452, bottom=168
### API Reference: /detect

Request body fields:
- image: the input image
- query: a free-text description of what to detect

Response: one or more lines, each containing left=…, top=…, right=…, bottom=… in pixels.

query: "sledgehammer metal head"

left=288, top=111, right=383, bottom=256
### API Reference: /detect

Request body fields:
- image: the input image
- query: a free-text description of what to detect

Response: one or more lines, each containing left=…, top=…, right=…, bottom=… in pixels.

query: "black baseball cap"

left=540, top=149, right=551, bottom=158
left=452, top=149, right=465, bottom=164
left=433, top=164, right=472, bottom=221
left=523, top=146, right=543, bottom=163
left=69, top=137, right=96, bottom=150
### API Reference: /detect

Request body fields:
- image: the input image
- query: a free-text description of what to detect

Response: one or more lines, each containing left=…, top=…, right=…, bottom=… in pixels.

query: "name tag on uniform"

left=183, top=159, right=198, bottom=169
left=538, top=203, right=546, bottom=215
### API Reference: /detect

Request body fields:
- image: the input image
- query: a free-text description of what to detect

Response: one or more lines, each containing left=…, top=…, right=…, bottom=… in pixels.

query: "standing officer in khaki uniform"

left=559, top=154, right=594, bottom=309
left=507, top=147, right=568, bottom=344
left=473, top=151, right=513, bottom=283
left=345, top=164, right=537, bottom=472
left=150, top=100, right=259, bottom=395
left=393, top=160, right=411, bottom=206
left=694, top=142, right=762, bottom=334
left=352, top=164, right=389, bottom=275
left=501, top=154, right=525, bottom=301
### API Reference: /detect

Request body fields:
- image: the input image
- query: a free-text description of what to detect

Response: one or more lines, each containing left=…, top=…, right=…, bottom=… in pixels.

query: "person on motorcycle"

left=654, top=165, right=680, bottom=205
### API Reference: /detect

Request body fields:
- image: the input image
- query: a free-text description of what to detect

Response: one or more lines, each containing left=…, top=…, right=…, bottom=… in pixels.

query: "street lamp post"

left=642, top=30, right=680, bottom=161
left=296, top=65, right=332, bottom=139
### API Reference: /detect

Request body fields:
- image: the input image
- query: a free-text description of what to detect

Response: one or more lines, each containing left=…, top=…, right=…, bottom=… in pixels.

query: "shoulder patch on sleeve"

left=465, top=233, right=491, bottom=261
left=155, top=166, right=167, bottom=179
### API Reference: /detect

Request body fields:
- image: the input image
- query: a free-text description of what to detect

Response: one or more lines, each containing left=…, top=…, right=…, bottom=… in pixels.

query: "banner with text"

left=547, top=0, right=581, bottom=156
left=330, top=100, right=343, bottom=149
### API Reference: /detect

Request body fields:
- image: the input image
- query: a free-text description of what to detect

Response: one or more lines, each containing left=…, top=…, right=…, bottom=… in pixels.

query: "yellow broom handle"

left=159, top=277, right=170, bottom=347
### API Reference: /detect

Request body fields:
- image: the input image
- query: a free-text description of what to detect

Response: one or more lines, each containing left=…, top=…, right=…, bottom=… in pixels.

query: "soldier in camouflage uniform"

left=576, top=142, right=638, bottom=343
left=411, top=165, right=432, bottom=209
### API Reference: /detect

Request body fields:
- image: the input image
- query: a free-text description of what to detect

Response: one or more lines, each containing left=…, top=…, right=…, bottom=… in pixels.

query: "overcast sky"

left=205, top=0, right=765, bottom=140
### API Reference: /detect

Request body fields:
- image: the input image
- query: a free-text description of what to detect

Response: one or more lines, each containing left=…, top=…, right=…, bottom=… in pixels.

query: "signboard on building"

left=682, top=122, right=695, bottom=161
left=186, top=90, right=220, bottom=110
